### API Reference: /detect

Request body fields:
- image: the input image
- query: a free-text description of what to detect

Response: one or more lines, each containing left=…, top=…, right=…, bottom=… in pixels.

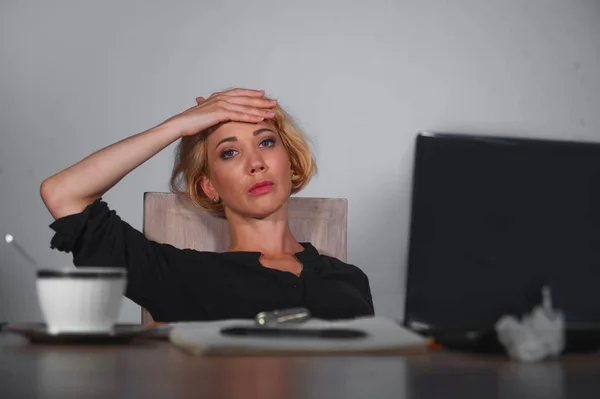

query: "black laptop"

left=404, top=132, right=600, bottom=352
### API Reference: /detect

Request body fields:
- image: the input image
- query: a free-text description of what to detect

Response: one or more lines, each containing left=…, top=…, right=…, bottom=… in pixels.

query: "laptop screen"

left=405, top=133, right=600, bottom=330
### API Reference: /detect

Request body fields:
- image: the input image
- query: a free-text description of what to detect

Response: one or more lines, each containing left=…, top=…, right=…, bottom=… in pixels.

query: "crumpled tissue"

left=495, top=286, right=565, bottom=362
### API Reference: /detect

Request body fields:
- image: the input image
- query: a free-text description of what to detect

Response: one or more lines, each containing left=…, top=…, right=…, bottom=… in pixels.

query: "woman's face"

left=200, top=121, right=294, bottom=219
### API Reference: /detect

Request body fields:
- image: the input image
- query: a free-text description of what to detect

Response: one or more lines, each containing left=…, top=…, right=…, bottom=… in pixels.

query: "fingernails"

left=266, top=112, right=275, bottom=117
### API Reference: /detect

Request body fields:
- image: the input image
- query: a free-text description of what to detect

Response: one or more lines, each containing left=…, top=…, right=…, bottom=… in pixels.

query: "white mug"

left=36, top=267, right=127, bottom=334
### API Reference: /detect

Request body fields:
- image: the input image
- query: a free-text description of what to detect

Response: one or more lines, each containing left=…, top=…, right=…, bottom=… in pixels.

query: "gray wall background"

left=1, top=0, right=599, bottom=323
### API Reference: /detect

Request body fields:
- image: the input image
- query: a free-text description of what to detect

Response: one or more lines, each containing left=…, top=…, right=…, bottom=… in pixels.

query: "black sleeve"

left=361, top=271, right=375, bottom=314
left=320, top=256, right=376, bottom=317
left=49, top=198, right=179, bottom=310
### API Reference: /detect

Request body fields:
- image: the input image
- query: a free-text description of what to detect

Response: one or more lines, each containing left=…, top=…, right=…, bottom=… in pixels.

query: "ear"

left=199, top=175, right=218, bottom=201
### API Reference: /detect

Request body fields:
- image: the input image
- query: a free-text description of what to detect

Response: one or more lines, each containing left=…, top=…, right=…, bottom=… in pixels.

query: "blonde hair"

left=170, top=104, right=317, bottom=217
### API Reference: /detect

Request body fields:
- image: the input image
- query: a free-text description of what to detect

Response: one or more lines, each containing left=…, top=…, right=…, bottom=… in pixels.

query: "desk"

left=1, top=332, right=599, bottom=398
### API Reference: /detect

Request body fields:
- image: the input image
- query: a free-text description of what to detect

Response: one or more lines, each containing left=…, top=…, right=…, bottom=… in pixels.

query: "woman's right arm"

left=40, top=88, right=277, bottom=219
left=40, top=122, right=182, bottom=219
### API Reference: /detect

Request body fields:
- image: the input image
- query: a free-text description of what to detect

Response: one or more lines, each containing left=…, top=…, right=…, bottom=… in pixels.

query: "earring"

left=212, top=196, right=218, bottom=203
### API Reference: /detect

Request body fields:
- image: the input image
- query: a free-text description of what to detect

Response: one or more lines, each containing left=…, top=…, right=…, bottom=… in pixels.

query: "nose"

left=247, top=152, right=268, bottom=175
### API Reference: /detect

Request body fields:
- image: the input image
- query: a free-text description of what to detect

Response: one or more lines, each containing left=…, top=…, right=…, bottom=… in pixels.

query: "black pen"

left=220, top=326, right=367, bottom=339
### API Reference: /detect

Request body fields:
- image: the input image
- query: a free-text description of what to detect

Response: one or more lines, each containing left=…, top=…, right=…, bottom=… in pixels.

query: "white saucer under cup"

left=36, top=268, right=127, bottom=334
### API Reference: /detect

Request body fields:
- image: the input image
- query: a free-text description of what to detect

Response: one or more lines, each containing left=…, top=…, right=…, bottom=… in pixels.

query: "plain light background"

left=0, top=0, right=598, bottom=323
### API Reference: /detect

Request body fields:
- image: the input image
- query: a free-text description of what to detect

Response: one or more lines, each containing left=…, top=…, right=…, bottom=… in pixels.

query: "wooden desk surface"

left=1, top=332, right=599, bottom=399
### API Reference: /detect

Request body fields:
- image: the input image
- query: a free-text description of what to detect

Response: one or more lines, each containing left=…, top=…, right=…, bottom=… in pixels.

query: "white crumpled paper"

left=495, top=286, right=565, bottom=362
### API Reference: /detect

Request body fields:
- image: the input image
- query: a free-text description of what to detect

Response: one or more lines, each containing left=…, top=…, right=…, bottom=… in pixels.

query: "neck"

left=226, top=202, right=304, bottom=256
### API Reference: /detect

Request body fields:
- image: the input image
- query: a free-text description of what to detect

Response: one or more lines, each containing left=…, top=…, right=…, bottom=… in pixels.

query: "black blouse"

left=49, top=199, right=375, bottom=322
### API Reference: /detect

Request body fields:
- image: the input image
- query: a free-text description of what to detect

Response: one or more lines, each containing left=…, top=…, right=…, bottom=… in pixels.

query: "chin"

left=244, top=195, right=288, bottom=219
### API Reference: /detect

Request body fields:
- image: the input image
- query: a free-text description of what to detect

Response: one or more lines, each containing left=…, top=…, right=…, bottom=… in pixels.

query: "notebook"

left=169, top=316, right=429, bottom=356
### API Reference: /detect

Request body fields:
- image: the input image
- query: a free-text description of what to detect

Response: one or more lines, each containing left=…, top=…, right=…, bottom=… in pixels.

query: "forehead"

left=208, top=121, right=277, bottom=141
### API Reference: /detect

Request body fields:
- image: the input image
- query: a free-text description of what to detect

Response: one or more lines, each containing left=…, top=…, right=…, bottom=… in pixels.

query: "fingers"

left=217, top=88, right=266, bottom=98
left=219, top=102, right=276, bottom=120
left=208, top=88, right=266, bottom=103
left=197, top=94, right=275, bottom=109
left=191, top=89, right=277, bottom=125
left=224, top=95, right=277, bottom=109
left=220, top=112, right=266, bottom=124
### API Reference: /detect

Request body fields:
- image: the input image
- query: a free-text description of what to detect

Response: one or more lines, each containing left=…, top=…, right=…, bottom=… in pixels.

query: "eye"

left=220, top=149, right=238, bottom=159
left=259, top=138, right=276, bottom=148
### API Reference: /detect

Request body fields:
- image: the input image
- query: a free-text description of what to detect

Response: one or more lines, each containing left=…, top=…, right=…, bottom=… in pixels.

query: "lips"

left=248, top=181, right=274, bottom=195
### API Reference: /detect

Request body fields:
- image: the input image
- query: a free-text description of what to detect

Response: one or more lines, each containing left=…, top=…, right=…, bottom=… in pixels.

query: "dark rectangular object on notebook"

left=404, top=132, right=600, bottom=344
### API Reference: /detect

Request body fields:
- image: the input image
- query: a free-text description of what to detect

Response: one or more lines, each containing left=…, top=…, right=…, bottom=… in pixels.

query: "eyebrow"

left=215, top=128, right=275, bottom=150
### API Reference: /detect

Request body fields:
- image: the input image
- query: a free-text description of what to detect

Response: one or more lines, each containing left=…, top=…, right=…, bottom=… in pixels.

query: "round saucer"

left=4, top=323, right=154, bottom=344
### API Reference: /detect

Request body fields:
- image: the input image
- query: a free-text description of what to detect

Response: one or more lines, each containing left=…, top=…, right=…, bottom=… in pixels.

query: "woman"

left=41, top=88, right=374, bottom=322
